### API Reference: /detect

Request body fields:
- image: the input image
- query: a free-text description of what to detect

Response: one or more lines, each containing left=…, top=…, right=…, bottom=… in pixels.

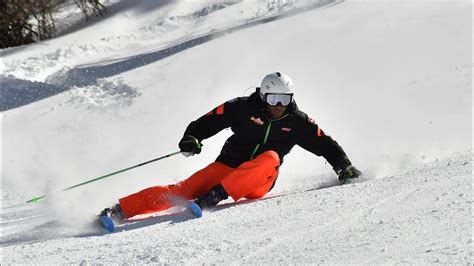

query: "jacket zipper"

left=250, top=114, right=288, bottom=160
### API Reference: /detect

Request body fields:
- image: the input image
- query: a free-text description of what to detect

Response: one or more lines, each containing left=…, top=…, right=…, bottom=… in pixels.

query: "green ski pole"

left=26, top=151, right=182, bottom=203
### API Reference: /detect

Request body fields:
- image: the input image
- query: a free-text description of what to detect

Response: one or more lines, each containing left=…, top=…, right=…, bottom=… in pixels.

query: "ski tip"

left=100, top=215, right=115, bottom=233
left=188, top=202, right=202, bottom=218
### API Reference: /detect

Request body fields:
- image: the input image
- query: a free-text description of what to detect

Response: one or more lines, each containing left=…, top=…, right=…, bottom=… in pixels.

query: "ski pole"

left=26, top=151, right=182, bottom=203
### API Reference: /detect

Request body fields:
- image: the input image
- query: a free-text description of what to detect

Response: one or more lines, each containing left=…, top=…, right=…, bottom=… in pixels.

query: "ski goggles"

left=264, top=93, right=293, bottom=107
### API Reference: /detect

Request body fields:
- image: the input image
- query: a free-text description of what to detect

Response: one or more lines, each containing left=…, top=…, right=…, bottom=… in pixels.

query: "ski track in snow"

left=2, top=152, right=472, bottom=264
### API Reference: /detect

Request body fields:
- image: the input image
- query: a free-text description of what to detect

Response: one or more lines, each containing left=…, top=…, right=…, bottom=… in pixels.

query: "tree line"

left=0, top=0, right=107, bottom=49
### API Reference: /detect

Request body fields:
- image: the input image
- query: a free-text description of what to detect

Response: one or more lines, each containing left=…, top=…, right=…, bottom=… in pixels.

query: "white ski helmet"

left=259, top=72, right=295, bottom=101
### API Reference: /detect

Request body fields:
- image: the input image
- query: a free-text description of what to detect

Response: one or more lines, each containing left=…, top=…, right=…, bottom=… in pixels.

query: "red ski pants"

left=119, top=151, right=280, bottom=218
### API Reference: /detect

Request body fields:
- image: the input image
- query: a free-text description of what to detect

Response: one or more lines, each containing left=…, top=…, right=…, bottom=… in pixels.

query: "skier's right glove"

left=337, top=165, right=361, bottom=184
left=179, top=135, right=202, bottom=157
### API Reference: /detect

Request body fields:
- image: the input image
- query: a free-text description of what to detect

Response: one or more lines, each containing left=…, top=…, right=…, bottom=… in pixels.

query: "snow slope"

left=2, top=153, right=471, bottom=264
left=1, top=0, right=472, bottom=264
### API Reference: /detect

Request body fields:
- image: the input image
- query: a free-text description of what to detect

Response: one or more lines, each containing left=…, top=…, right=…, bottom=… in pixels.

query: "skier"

left=100, top=72, right=361, bottom=221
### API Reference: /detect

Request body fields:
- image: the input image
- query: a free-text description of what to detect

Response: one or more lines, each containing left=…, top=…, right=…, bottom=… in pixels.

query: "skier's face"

left=266, top=104, right=287, bottom=119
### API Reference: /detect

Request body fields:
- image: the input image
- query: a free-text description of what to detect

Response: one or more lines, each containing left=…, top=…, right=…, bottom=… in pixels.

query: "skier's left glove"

left=337, top=165, right=361, bottom=184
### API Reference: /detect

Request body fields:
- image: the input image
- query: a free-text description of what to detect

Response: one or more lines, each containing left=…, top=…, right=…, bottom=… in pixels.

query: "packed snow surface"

left=1, top=0, right=472, bottom=264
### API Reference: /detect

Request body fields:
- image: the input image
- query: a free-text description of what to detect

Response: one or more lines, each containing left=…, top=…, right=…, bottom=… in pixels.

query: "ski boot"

left=189, top=184, right=229, bottom=218
left=98, top=203, right=123, bottom=232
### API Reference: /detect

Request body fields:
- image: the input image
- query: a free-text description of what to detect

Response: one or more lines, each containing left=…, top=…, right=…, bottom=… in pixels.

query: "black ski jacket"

left=183, top=92, right=352, bottom=173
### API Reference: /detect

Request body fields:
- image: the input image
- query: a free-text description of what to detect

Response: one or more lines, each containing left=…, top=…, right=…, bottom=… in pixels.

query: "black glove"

left=179, top=135, right=202, bottom=157
left=337, top=165, right=361, bottom=184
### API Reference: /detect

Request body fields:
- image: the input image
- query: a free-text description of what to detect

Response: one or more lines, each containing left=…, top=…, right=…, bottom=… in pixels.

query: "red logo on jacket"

left=250, top=117, right=264, bottom=126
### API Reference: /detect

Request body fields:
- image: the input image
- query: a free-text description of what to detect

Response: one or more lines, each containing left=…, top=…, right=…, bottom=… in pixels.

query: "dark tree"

left=74, top=0, right=107, bottom=20
left=0, top=0, right=107, bottom=49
